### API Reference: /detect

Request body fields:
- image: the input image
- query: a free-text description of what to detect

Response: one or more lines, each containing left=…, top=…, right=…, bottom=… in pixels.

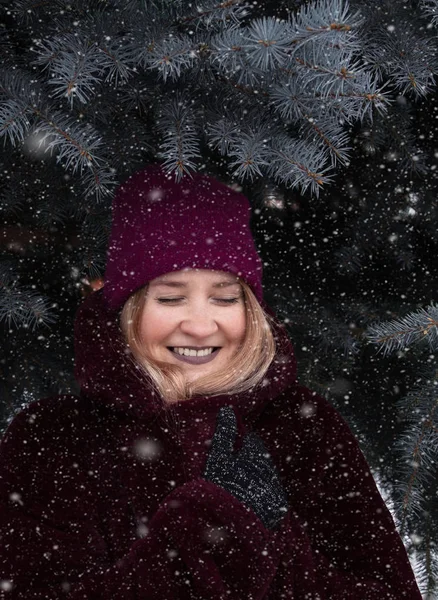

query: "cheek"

left=139, top=308, right=172, bottom=344
left=231, top=310, right=246, bottom=343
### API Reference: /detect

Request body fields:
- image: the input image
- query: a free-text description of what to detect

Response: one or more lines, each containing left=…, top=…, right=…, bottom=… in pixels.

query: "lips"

left=167, top=347, right=221, bottom=365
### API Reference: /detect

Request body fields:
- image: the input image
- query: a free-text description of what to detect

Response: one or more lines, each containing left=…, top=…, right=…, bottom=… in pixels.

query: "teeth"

left=173, top=347, right=215, bottom=357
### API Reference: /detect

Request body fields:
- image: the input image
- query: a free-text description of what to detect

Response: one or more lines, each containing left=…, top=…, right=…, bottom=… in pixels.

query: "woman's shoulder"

left=0, top=395, right=115, bottom=516
left=264, top=380, right=336, bottom=417
left=4, top=393, right=93, bottom=425
left=257, top=383, right=364, bottom=483
left=1, top=394, right=104, bottom=453
left=261, top=381, right=356, bottom=444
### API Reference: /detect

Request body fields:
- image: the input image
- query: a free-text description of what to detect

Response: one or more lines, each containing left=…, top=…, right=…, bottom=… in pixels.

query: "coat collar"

left=74, top=289, right=297, bottom=429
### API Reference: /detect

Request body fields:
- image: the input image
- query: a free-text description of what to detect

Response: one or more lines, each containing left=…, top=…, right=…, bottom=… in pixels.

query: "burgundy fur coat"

left=0, top=290, right=422, bottom=599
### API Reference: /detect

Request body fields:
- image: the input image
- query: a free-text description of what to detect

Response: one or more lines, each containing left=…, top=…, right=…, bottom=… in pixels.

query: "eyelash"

left=156, top=297, right=241, bottom=305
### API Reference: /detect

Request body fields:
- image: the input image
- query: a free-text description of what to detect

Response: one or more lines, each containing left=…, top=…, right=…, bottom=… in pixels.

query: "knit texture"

left=104, top=164, right=263, bottom=310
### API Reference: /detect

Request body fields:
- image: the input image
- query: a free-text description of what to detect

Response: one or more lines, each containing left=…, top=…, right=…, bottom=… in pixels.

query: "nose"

left=179, top=305, right=219, bottom=339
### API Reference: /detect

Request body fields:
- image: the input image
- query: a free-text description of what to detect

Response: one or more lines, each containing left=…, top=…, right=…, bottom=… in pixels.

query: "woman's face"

left=139, top=269, right=246, bottom=384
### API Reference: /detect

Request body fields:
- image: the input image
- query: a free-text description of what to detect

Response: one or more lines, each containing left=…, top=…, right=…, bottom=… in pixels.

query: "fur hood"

left=0, top=291, right=422, bottom=598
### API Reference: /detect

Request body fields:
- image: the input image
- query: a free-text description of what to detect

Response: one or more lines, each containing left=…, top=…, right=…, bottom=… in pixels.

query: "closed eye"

left=156, top=297, right=241, bottom=304
left=156, top=297, right=184, bottom=304
left=215, top=298, right=241, bottom=304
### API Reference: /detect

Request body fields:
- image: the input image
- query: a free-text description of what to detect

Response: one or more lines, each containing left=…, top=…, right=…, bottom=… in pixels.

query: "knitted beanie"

left=103, top=164, right=263, bottom=310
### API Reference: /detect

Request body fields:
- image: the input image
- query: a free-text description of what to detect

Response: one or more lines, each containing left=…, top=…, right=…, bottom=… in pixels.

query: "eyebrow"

left=150, top=280, right=241, bottom=288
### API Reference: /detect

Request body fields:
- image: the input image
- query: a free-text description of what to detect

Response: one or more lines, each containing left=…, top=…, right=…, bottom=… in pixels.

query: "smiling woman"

left=0, top=163, right=422, bottom=599
left=132, top=270, right=246, bottom=381
left=120, top=269, right=276, bottom=401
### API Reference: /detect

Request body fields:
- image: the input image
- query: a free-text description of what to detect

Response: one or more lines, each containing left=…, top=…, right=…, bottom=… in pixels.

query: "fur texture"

left=0, top=290, right=421, bottom=598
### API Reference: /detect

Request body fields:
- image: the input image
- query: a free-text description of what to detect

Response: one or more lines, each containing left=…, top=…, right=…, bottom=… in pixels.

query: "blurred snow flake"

left=0, top=580, right=13, bottom=592
left=133, top=437, right=162, bottom=461
left=203, top=525, right=228, bottom=546
left=137, top=522, right=149, bottom=538
left=23, top=129, right=56, bottom=159
left=410, top=532, right=423, bottom=546
left=300, top=402, right=316, bottom=418
left=408, top=192, right=419, bottom=204
left=264, top=184, right=285, bottom=209
left=9, top=492, right=23, bottom=505
left=147, top=187, right=165, bottom=202
left=329, top=378, right=352, bottom=396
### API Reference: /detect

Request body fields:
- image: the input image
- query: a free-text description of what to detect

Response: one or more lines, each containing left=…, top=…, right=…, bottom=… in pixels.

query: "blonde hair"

left=120, top=280, right=276, bottom=403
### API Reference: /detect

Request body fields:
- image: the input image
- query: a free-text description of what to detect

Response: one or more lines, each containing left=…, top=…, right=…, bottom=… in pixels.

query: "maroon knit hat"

left=103, top=164, right=263, bottom=310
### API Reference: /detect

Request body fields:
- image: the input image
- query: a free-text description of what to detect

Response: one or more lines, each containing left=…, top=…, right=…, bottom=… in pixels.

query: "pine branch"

left=359, top=103, right=428, bottom=175
left=33, top=33, right=135, bottom=103
left=142, top=34, right=197, bottom=82
left=422, top=0, right=438, bottom=27
left=366, top=304, right=438, bottom=355
left=333, top=244, right=363, bottom=273
left=268, top=135, right=333, bottom=196
left=243, top=17, right=294, bottom=71
left=0, top=182, right=26, bottom=217
left=210, top=26, right=258, bottom=85
left=227, top=128, right=270, bottom=180
left=206, top=116, right=241, bottom=155
left=393, top=379, right=438, bottom=534
left=0, top=70, right=115, bottom=198
left=32, top=111, right=116, bottom=199
left=360, top=8, right=438, bottom=99
left=5, top=0, right=428, bottom=195
left=317, top=314, right=360, bottom=356
left=414, top=516, right=438, bottom=599
left=290, top=0, right=364, bottom=52
left=300, top=116, right=352, bottom=166
left=9, top=0, right=67, bottom=24
left=271, top=79, right=390, bottom=125
left=96, top=41, right=135, bottom=86
left=175, top=0, right=250, bottom=29
left=0, top=71, right=36, bottom=144
left=155, top=94, right=202, bottom=179
left=0, top=100, right=32, bottom=145
left=345, top=301, right=402, bottom=330
left=0, top=284, right=57, bottom=330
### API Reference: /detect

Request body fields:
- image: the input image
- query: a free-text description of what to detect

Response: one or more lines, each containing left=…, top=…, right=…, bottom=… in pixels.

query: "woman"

left=0, top=164, right=422, bottom=599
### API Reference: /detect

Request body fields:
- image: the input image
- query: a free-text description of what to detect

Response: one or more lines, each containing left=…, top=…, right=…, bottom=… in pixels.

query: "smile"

left=167, top=347, right=221, bottom=365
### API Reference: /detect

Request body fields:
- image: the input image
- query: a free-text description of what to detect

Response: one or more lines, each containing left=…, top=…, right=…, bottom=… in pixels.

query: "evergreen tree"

left=1, top=0, right=438, bottom=593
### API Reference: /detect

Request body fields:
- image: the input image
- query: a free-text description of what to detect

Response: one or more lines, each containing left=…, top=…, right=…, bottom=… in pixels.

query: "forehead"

left=149, top=269, right=240, bottom=287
